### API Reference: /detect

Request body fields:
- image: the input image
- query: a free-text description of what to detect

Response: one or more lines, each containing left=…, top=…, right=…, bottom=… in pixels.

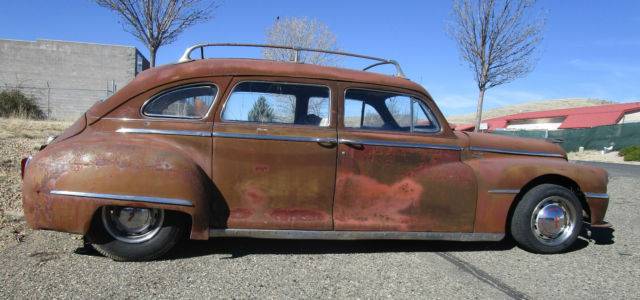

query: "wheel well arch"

left=505, top=174, right=591, bottom=233
left=86, top=206, right=194, bottom=242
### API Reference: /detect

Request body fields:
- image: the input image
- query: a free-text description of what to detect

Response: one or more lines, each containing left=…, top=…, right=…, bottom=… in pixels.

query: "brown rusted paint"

left=332, top=82, right=475, bottom=232
left=22, top=131, right=213, bottom=239
left=22, top=58, right=610, bottom=243
left=210, top=76, right=338, bottom=230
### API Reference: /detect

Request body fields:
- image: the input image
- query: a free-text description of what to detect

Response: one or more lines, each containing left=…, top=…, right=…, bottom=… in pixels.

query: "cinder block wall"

left=0, top=39, right=149, bottom=120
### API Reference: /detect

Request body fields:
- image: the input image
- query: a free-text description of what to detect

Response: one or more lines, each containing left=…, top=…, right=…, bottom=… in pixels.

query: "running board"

left=209, top=229, right=505, bottom=241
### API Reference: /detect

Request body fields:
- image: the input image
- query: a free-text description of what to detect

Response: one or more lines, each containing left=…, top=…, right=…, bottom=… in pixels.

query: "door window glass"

left=222, top=81, right=330, bottom=127
left=344, top=89, right=439, bottom=133
left=143, top=85, right=217, bottom=119
left=344, top=99, right=384, bottom=128
left=413, top=100, right=439, bottom=132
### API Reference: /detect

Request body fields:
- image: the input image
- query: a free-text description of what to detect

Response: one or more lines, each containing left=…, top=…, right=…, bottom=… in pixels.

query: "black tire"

left=510, top=184, right=583, bottom=254
left=87, top=207, right=185, bottom=261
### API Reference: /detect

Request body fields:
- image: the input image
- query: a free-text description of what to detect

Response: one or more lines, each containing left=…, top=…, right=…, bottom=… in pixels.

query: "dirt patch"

left=568, top=150, right=640, bottom=165
left=0, top=117, right=70, bottom=251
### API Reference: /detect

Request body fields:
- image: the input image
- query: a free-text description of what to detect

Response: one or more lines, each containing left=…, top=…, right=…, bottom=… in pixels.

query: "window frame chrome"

left=219, top=80, right=333, bottom=128
left=140, top=82, right=220, bottom=121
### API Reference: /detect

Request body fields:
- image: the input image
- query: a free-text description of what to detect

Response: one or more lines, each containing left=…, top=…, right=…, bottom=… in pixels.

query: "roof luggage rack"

left=178, top=43, right=406, bottom=78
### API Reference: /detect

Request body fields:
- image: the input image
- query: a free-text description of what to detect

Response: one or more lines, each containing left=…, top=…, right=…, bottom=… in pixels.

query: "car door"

left=211, top=77, right=338, bottom=230
left=334, top=83, right=477, bottom=232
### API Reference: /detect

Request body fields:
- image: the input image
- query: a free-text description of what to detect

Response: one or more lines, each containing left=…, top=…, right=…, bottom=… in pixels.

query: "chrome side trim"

left=116, top=128, right=212, bottom=137
left=488, top=189, right=521, bottom=194
left=339, top=138, right=462, bottom=151
left=584, top=192, right=609, bottom=199
left=50, top=190, right=193, bottom=207
left=469, top=146, right=565, bottom=158
left=209, top=229, right=505, bottom=241
left=213, top=132, right=336, bottom=143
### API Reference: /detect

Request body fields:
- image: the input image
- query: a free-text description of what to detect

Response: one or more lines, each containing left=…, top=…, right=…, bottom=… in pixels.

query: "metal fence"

left=491, top=123, right=640, bottom=152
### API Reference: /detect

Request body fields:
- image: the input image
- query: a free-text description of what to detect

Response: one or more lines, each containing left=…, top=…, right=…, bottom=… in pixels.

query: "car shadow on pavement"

left=163, top=238, right=519, bottom=260
left=585, top=226, right=615, bottom=245
left=74, top=223, right=615, bottom=260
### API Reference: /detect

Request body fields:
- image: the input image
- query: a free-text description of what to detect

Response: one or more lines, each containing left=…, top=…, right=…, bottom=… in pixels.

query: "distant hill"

left=446, top=98, right=613, bottom=124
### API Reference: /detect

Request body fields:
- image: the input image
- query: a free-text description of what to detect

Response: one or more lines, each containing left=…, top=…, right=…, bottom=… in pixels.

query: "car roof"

left=152, top=58, right=426, bottom=91
left=89, top=58, right=433, bottom=121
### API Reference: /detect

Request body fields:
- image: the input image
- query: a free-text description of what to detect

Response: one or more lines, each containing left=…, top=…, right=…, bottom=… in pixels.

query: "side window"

left=385, top=96, right=412, bottom=129
left=143, top=85, right=217, bottom=119
left=344, top=89, right=439, bottom=133
left=222, top=81, right=330, bottom=127
left=344, top=99, right=383, bottom=128
left=413, top=100, right=439, bottom=132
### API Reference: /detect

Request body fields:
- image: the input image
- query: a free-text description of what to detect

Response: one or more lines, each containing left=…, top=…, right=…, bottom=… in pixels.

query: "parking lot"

left=0, top=161, right=638, bottom=299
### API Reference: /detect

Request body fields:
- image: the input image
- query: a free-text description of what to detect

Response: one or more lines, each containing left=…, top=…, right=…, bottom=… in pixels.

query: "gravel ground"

left=568, top=150, right=640, bottom=165
left=1, top=118, right=638, bottom=299
left=0, top=118, right=69, bottom=252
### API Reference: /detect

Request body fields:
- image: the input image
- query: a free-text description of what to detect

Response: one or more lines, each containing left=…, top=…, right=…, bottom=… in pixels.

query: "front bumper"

left=584, top=193, right=609, bottom=226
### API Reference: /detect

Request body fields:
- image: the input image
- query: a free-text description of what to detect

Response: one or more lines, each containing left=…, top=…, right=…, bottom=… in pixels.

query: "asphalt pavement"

left=0, top=162, right=638, bottom=299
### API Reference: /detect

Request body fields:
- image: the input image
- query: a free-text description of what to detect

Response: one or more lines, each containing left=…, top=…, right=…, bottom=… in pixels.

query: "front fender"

left=465, top=154, right=609, bottom=232
left=22, top=133, right=213, bottom=240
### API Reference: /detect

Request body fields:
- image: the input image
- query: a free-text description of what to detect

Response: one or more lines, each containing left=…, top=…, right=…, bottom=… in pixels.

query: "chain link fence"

left=492, top=123, right=640, bottom=152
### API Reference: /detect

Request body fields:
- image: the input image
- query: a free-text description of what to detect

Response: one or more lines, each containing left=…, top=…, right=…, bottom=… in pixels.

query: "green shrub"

left=624, top=151, right=640, bottom=161
left=0, top=89, right=44, bottom=119
left=618, top=145, right=640, bottom=157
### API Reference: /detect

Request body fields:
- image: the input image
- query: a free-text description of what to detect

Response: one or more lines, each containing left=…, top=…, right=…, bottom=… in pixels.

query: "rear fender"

left=22, top=134, right=214, bottom=240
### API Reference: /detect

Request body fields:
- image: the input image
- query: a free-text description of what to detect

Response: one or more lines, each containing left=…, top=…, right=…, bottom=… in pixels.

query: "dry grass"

left=0, top=117, right=70, bottom=249
left=446, top=98, right=612, bottom=124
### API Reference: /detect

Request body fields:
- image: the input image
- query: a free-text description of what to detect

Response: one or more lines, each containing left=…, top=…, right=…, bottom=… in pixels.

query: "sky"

left=1, top=0, right=639, bottom=116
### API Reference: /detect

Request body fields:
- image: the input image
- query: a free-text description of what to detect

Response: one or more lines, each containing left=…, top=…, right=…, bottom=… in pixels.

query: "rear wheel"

left=510, top=184, right=583, bottom=253
left=88, top=206, right=184, bottom=261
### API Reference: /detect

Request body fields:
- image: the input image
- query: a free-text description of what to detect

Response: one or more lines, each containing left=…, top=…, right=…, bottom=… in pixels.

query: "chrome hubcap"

left=531, top=196, right=576, bottom=246
left=101, top=206, right=164, bottom=243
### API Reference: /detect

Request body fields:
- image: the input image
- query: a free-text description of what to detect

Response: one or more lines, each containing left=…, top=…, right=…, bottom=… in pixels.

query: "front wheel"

left=510, top=184, right=583, bottom=253
left=87, top=206, right=184, bottom=261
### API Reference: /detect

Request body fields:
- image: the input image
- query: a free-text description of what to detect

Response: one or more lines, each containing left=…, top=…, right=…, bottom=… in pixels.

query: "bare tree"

left=95, top=0, right=217, bottom=67
left=263, top=17, right=339, bottom=66
left=448, top=0, right=544, bottom=131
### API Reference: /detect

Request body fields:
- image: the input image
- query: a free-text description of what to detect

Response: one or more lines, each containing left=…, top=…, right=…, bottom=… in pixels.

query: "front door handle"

left=317, top=140, right=338, bottom=148
left=339, top=139, right=365, bottom=150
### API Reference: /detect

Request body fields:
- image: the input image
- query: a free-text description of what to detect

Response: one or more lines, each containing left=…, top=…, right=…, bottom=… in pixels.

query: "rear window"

left=222, top=81, right=330, bottom=127
left=143, top=85, right=217, bottom=119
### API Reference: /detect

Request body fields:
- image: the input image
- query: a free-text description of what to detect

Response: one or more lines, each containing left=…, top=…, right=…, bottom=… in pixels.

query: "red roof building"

left=455, top=101, right=640, bottom=131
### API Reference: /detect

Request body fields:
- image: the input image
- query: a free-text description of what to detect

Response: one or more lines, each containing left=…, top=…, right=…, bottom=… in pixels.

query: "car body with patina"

left=21, top=44, right=610, bottom=261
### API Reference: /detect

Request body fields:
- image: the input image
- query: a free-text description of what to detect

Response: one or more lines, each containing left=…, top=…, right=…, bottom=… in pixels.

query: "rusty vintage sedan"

left=21, top=44, right=610, bottom=261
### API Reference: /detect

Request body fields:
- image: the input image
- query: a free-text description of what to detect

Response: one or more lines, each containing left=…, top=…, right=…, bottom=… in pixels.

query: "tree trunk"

left=149, top=47, right=157, bottom=67
left=474, top=88, right=486, bottom=132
